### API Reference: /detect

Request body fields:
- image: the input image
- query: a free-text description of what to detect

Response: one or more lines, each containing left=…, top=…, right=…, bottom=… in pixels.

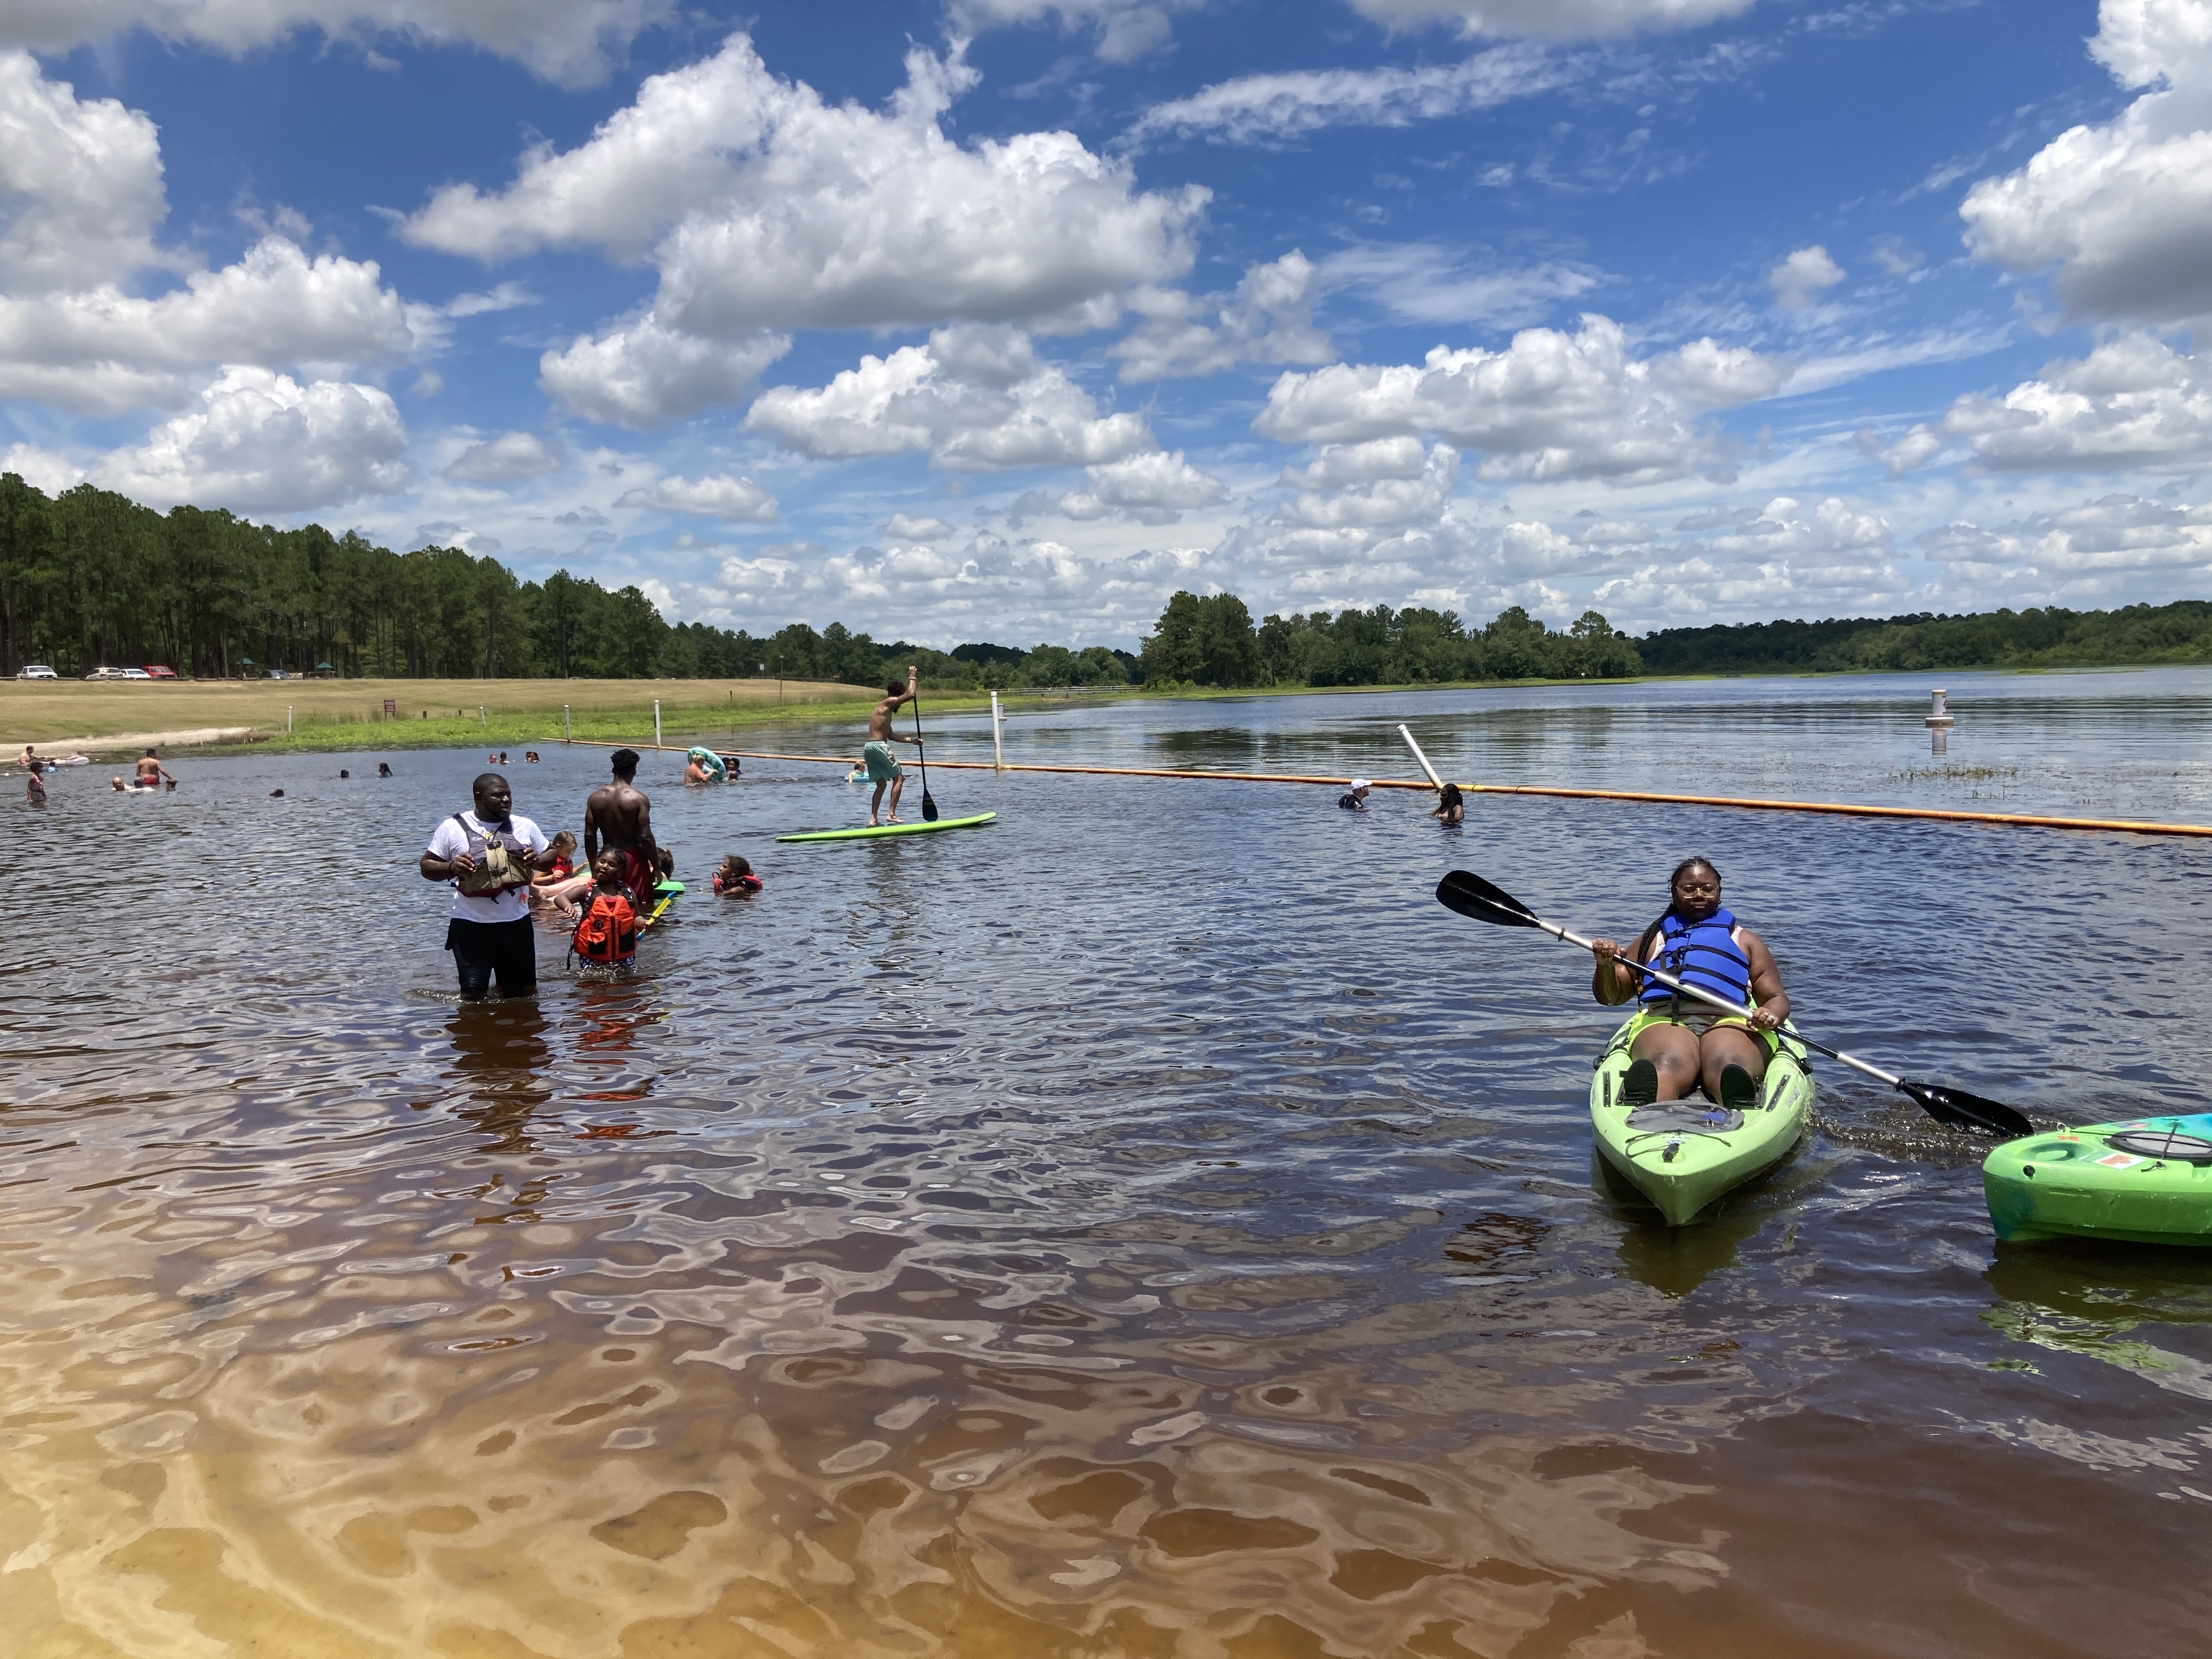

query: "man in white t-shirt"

left=420, top=772, right=553, bottom=1000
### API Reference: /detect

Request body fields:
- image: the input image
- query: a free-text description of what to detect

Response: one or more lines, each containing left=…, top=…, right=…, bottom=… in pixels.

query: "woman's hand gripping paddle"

left=913, top=689, right=939, bottom=822
left=1434, top=870, right=2033, bottom=1139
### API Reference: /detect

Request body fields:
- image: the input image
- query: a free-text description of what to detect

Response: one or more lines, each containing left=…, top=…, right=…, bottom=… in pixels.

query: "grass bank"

left=0, top=677, right=885, bottom=755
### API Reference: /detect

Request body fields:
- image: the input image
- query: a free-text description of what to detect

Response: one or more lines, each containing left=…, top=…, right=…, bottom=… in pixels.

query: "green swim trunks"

left=862, top=740, right=901, bottom=782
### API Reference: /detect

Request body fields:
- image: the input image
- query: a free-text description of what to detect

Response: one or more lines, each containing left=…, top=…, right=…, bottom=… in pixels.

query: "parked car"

left=120, top=667, right=151, bottom=680
left=263, top=668, right=294, bottom=680
left=15, top=664, right=57, bottom=680
left=84, top=667, right=130, bottom=681
left=141, top=665, right=177, bottom=679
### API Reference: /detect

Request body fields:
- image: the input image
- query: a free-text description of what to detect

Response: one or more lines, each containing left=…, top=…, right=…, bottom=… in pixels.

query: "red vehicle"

left=142, top=665, right=178, bottom=679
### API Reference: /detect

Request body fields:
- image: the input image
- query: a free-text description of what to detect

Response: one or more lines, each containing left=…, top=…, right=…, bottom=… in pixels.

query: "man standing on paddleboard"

left=861, top=667, right=923, bottom=826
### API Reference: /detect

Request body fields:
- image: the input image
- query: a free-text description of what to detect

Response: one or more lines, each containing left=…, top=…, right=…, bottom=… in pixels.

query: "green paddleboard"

left=777, top=812, right=997, bottom=844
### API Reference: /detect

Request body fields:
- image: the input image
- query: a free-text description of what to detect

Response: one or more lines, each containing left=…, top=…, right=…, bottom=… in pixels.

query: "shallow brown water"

left=4, top=673, right=2211, bottom=1658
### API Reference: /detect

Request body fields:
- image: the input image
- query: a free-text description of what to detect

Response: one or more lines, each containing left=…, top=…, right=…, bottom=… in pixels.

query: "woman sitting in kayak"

left=1588, top=856, right=1791, bottom=1111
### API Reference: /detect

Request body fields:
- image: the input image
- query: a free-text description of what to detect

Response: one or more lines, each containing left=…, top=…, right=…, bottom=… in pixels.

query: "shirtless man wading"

left=136, top=749, right=176, bottom=790
left=861, top=667, right=923, bottom=826
left=584, top=748, right=660, bottom=899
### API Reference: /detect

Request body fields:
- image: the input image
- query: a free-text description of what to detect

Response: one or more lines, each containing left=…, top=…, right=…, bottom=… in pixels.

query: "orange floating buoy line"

left=552, top=736, right=2212, bottom=839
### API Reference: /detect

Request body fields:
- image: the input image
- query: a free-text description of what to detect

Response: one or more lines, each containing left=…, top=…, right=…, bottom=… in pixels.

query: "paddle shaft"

left=912, top=687, right=937, bottom=815
left=1532, top=914, right=1911, bottom=1092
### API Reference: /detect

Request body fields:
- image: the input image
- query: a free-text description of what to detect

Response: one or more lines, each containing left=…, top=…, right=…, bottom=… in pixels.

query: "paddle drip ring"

left=2106, top=1130, right=2212, bottom=1165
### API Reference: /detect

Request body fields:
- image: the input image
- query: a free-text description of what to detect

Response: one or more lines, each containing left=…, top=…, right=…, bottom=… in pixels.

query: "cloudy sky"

left=3, top=0, right=2209, bottom=646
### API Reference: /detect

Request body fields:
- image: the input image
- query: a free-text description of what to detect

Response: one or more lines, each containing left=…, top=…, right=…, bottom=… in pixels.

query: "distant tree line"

left=4, top=474, right=2204, bottom=688
left=1638, top=601, right=2212, bottom=675
left=1137, top=591, right=1644, bottom=686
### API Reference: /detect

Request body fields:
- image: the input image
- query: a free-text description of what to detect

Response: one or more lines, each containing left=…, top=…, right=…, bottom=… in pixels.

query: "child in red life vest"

left=713, top=855, right=763, bottom=896
left=569, top=851, right=639, bottom=966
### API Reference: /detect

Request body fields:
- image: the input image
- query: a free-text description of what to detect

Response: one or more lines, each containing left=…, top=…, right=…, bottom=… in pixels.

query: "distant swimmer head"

left=1440, top=782, right=1463, bottom=808
left=377, top=762, right=392, bottom=777
left=714, top=854, right=761, bottom=895
left=611, top=748, right=640, bottom=780
left=338, top=769, right=349, bottom=778
left=1351, top=777, right=1372, bottom=792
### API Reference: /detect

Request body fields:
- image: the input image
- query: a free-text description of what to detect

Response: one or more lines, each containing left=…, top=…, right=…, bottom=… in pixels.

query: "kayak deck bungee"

left=777, top=811, right=996, bottom=843
left=1590, top=1009, right=1813, bottom=1226
left=1983, top=1114, right=2212, bottom=1246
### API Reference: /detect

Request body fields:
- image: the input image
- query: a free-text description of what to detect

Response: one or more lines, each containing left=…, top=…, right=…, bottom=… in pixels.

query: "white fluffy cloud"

left=1273, top=442, right=1458, bottom=529
left=0, top=237, right=415, bottom=414
left=1252, top=314, right=1790, bottom=485
left=538, top=316, right=790, bottom=429
left=947, top=0, right=1195, bottom=60
left=1961, top=0, right=2212, bottom=329
left=0, top=0, right=665, bottom=86
left=1015, top=450, right=1228, bottom=524
left=1123, top=43, right=1571, bottom=145
left=403, top=36, right=1205, bottom=335
left=1345, top=0, right=1759, bottom=39
left=681, top=532, right=1209, bottom=645
left=0, top=50, right=166, bottom=293
left=1877, top=334, right=2212, bottom=474
left=615, top=471, right=778, bottom=521
left=1919, top=494, right=2212, bottom=606
left=1767, top=245, right=1845, bottom=311
left=89, top=366, right=410, bottom=512
left=882, top=512, right=957, bottom=540
left=442, top=430, right=563, bottom=483
left=0, top=56, right=416, bottom=417
left=1588, top=495, right=1905, bottom=622
left=1113, top=252, right=1333, bottom=380
left=746, top=325, right=1152, bottom=471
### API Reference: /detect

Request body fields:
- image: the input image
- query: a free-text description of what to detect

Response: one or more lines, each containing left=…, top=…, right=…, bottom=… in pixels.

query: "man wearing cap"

left=1338, top=777, right=1372, bottom=811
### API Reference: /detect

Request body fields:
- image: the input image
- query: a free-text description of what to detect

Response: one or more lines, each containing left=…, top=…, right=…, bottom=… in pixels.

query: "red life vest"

left=571, top=887, right=637, bottom=963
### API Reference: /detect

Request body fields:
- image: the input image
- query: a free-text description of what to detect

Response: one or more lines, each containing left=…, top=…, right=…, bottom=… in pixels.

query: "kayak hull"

left=1983, top=1114, right=2212, bottom=1246
left=1589, top=1010, right=1812, bottom=1226
left=777, top=811, right=996, bottom=843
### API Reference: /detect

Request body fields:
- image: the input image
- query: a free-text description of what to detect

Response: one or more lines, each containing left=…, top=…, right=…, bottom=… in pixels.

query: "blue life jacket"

left=1637, top=906, right=1752, bottom=1007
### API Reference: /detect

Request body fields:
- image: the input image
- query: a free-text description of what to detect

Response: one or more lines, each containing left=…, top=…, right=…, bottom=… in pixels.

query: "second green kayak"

left=777, top=811, right=996, bottom=844
left=1983, top=1114, right=2212, bottom=1245
left=1590, top=1009, right=1813, bottom=1226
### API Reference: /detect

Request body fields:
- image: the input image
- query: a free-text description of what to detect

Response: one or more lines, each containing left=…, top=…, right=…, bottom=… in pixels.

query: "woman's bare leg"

left=1697, top=1025, right=1769, bottom=1102
left=1628, top=1023, right=1702, bottom=1101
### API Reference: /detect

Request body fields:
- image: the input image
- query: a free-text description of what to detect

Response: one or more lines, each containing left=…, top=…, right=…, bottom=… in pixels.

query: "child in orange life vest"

left=713, top=854, right=762, bottom=896
left=569, top=851, right=639, bottom=966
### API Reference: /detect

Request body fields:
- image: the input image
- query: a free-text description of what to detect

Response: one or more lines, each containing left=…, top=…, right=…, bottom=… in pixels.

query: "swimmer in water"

left=134, top=749, right=176, bottom=791
left=378, top=763, right=392, bottom=777
left=713, top=855, right=762, bottom=896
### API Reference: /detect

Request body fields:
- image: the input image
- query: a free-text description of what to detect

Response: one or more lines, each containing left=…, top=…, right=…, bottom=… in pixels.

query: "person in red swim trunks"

left=584, top=748, right=659, bottom=901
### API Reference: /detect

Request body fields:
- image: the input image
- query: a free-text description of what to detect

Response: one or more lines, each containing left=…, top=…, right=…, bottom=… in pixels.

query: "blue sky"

left=4, top=0, right=2209, bottom=647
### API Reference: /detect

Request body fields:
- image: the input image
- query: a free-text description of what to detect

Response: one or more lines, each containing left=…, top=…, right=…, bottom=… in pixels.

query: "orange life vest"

left=570, top=887, right=637, bottom=964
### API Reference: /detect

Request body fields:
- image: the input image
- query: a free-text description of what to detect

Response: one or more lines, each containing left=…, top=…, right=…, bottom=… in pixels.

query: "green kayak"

left=1983, top=1114, right=2212, bottom=1245
left=1590, top=1009, right=1813, bottom=1226
left=776, top=811, right=996, bottom=844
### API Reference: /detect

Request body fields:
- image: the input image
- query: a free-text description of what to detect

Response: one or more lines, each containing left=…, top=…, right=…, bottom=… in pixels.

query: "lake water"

left=4, top=668, right=2210, bottom=1658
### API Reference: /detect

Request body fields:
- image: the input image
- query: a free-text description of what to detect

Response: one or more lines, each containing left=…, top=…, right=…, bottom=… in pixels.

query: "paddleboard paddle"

left=1434, top=870, right=2033, bottom=1139
left=913, top=682, right=939, bottom=822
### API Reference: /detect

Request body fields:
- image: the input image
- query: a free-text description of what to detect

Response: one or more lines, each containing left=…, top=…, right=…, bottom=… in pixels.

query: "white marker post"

left=991, top=691, right=1005, bottom=771
left=287, top=705, right=294, bottom=733
left=1397, top=723, right=1445, bottom=794
left=563, top=704, right=571, bottom=742
left=653, top=699, right=663, bottom=751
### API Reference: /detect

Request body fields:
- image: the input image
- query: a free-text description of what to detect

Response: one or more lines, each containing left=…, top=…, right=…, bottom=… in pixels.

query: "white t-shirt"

left=426, top=810, right=549, bottom=923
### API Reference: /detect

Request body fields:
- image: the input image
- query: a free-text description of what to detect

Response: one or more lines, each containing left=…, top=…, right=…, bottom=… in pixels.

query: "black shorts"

left=445, top=916, right=537, bottom=998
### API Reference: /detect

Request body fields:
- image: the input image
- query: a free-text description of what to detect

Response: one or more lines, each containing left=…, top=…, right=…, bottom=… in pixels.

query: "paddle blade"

left=1435, top=870, right=1539, bottom=928
left=921, top=788, right=939, bottom=822
left=1897, top=1080, right=2033, bottom=1139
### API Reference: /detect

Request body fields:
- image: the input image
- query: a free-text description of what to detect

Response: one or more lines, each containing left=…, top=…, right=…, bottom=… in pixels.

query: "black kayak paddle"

left=912, top=686, right=939, bottom=822
left=1435, top=870, right=2033, bottom=1139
